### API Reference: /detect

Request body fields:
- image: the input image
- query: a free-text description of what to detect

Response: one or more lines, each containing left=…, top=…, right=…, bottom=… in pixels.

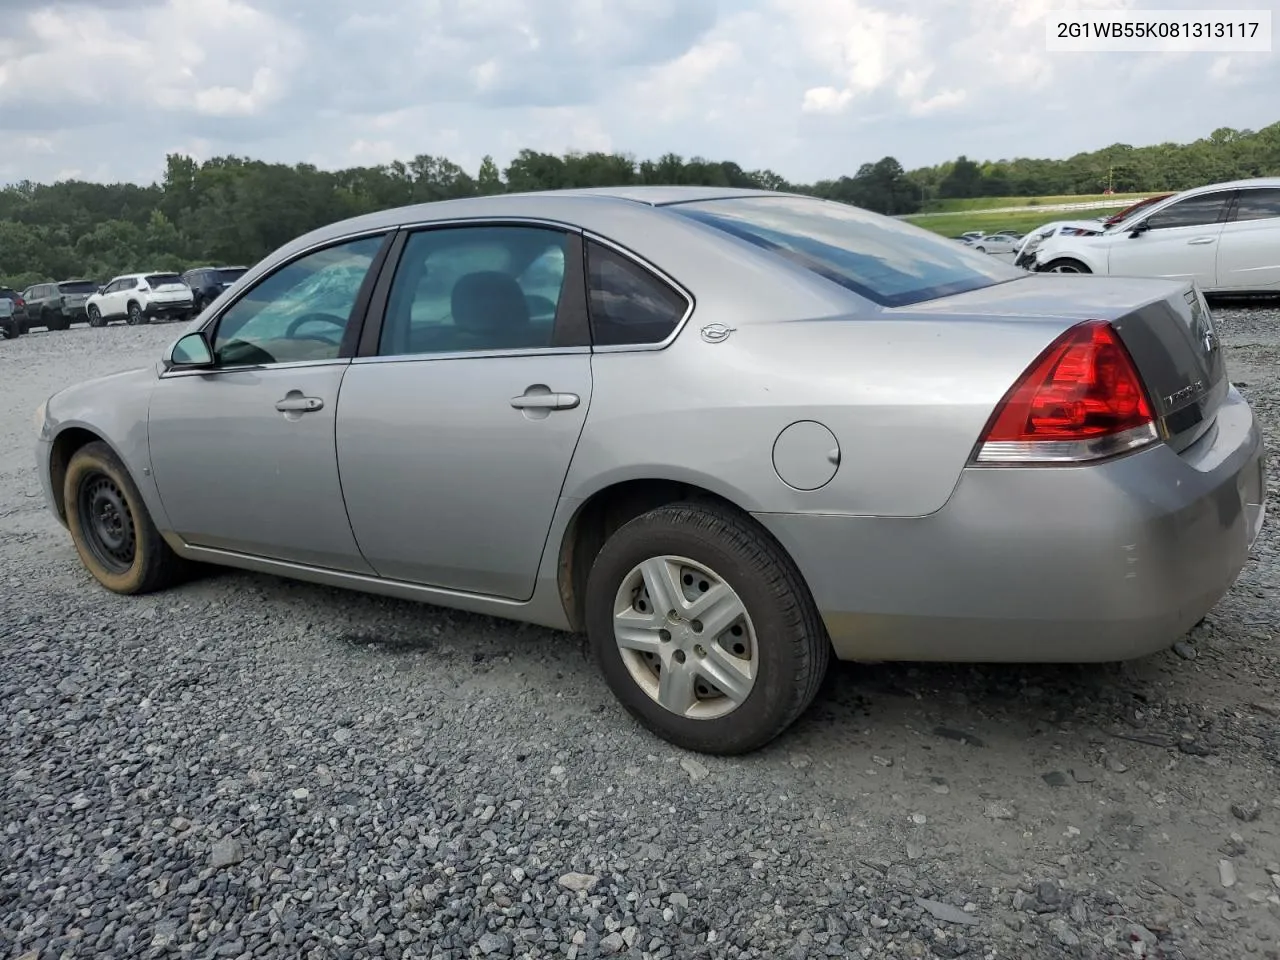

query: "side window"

left=1232, top=188, right=1280, bottom=223
left=1143, top=193, right=1230, bottom=231
left=585, top=240, right=689, bottom=347
left=377, top=225, right=569, bottom=357
left=212, top=233, right=385, bottom=367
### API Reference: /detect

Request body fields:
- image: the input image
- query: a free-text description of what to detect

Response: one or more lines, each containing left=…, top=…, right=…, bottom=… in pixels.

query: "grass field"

left=905, top=206, right=1130, bottom=238
left=919, top=192, right=1148, bottom=214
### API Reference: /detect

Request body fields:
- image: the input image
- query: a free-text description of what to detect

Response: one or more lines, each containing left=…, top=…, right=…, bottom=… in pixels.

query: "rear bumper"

left=145, top=300, right=193, bottom=319
left=755, top=386, right=1266, bottom=663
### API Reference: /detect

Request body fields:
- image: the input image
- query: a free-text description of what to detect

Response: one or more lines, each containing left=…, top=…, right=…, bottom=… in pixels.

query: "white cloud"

left=0, top=0, right=1275, bottom=189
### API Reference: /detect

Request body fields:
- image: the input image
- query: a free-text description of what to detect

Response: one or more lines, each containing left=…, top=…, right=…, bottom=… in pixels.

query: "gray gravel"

left=2, top=304, right=1279, bottom=960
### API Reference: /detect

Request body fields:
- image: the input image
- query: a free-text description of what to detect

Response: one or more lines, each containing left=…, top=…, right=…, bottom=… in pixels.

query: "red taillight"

left=15, top=297, right=24, bottom=308
left=974, top=319, right=1158, bottom=464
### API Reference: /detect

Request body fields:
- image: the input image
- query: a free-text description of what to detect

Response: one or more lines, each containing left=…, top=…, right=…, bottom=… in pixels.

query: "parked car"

left=21, top=279, right=100, bottom=331
left=0, top=286, right=26, bottom=338
left=1013, top=220, right=1108, bottom=269
left=85, top=272, right=195, bottom=326
left=33, top=187, right=1267, bottom=755
left=182, top=265, right=249, bottom=313
left=1033, top=177, right=1280, bottom=292
left=969, top=233, right=1021, bottom=255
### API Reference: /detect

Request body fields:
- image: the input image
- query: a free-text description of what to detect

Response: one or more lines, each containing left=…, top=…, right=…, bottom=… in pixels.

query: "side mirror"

left=96, top=286, right=106, bottom=295
left=1128, top=221, right=1150, bottom=238
left=168, top=331, right=215, bottom=369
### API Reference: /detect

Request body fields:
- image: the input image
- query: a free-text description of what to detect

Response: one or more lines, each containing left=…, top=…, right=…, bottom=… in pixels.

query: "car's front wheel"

left=1041, top=258, right=1092, bottom=274
left=585, top=500, right=830, bottom=755
left=64, top=441, right=189, bottom=594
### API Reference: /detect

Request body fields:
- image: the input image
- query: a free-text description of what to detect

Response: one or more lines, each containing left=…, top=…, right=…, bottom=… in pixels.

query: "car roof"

left=1175, top=176, right=1280, bottom=196
left=264, top=185, right=820, bottom=269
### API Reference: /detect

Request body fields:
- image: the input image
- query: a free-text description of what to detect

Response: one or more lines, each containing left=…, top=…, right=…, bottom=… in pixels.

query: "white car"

left=1033, top=177, right=1280, bottom=293
left=1013, top=220, right=1108, bottom=268
left=86, top=272, right=196, bottom=327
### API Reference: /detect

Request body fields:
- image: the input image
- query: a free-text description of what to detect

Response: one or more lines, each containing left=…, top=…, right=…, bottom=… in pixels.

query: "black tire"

left=52, top=313, right=70, bottom=331
left=88, top=306, right=105, bottom=327
left=585, top=500, right=830, bottom=755
left=0, top=321, right=16, bottom=339
left=1040, top=258, right=1092, bottom=274
left=64, top=441, right=190, bottom=595
left=126, top=302, right=147, bottom=325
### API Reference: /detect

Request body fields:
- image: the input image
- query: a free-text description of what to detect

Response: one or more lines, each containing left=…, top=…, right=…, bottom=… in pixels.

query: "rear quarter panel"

left=567, top=312, right=1076, bottom=518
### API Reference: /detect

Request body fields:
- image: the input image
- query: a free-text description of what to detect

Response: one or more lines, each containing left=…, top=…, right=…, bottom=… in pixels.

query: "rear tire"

left=126, top=302, right=147, bottom=325
left=64, top=441, right=190, bottom=595
left=1041, top=258, right=1091, bottom=274
left=88, top=306, right=105, bottom=327
left=585, top=500, right=830, bottom=755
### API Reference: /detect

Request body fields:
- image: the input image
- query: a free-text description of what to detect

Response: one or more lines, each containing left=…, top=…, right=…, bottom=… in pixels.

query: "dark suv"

left=21, top=279, right=99, bottom=331
left=0, top=287, right=28, bottom=339
left=181, top=265, right=249, bottom=313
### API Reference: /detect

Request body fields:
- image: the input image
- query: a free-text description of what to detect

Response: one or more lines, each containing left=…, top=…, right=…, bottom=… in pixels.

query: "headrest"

left=451, top=271, right=530, bottom=333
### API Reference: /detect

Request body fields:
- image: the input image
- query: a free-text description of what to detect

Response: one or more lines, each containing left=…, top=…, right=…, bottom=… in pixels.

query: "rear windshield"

left=58, top=280, right=98, bottom=294
left=216, top=267, right=247, bottom=284
left=145, top=273, right=185, bottom=287
left=668, top=195, right=1022, bottom=307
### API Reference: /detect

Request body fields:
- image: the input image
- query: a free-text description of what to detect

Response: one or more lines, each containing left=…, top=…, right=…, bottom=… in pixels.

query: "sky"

left=0, top=0, right=1276, bottom=188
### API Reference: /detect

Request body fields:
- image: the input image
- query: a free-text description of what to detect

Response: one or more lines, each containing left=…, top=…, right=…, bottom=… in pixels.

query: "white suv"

left=86, top=272, right=195, bottom=327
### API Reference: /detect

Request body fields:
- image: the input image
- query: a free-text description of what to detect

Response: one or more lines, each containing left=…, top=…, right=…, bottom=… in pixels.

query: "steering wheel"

left=284, top=312, right=347, bottom=341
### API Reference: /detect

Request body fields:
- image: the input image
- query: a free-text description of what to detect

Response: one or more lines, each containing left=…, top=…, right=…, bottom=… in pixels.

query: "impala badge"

left=700, top=323, right=736, bottom=343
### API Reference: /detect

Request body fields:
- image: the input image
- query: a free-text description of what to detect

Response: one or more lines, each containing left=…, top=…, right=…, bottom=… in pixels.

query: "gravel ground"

left=2, top=304, right=1278, bottom=960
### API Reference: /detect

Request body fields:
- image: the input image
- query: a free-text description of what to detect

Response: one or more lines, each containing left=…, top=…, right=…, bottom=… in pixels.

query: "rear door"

left=1106, top=190, right=1233, bottom=288
left=336, top=222, right=593, bottom=600
left=1215, top=186, right=1280, bottom=293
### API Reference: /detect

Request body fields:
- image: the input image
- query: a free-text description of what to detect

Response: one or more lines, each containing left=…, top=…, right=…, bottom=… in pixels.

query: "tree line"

left=1, top=121, right=1277, bottom=290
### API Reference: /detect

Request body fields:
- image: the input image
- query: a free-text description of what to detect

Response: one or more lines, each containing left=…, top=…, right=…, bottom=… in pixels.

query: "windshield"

left=216, top=267, right=248, bottom=284
left=58, top=280, right=98, bottom=294
left=145, top=273, right=185, bottom=287
left=668, top=195, right=1021, bottom=307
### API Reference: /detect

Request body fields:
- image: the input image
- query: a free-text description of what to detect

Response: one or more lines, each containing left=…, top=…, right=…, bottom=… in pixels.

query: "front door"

left=1107, top=189, right=1233, bottom=288
left=147, top=232, right=389, bottom=571
left=336, top=223, right=593, bottom=600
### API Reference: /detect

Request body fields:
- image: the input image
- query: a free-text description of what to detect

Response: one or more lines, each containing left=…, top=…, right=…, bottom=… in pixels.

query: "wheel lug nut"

left=694, top=645, right=706, bottom=658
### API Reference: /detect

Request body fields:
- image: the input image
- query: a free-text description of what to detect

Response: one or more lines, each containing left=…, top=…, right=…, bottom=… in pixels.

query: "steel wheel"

left=612, top=555, right=758, bottom=720
left=75, top=471, right=137, bottom=574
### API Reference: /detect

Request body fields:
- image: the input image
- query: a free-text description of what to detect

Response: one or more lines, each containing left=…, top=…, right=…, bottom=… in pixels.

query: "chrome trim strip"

left=974, top=422, right=1160, bottom=465
left=160, top=358, right=350, bottom=379
left=352, top=345, right=592, bottom=364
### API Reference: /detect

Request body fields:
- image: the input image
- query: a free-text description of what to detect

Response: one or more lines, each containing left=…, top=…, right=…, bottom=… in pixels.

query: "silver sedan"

left=33, top=187, right=1268, bottom=755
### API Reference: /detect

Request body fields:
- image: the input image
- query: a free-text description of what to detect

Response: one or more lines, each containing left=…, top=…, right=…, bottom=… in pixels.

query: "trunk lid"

left=893, top=273, right=1227, bottom=454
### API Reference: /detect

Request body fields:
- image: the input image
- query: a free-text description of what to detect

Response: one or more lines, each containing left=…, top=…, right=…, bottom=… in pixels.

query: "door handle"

left=510, top=392, right=580, bottom=410
left=1187, top=237, right=1216, bottom=245
left=275, top=396, right=324, bottom=413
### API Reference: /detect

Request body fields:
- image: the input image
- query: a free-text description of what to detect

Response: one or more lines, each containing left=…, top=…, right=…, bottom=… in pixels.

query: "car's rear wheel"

left=585, top=500, right=830, bottom=755
left=1041, top=258, right=1091, bottom=274
left=64, top=441, right=189, bottom=594
left=0, top=320, right=16, bottom=339
left=126, top=302, right=147, bottom=325
left=87, top=306, right=105, bottom=327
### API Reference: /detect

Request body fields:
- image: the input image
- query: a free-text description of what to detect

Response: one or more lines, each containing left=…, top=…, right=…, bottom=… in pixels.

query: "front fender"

left=41, top=366, right=170, bottom=531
